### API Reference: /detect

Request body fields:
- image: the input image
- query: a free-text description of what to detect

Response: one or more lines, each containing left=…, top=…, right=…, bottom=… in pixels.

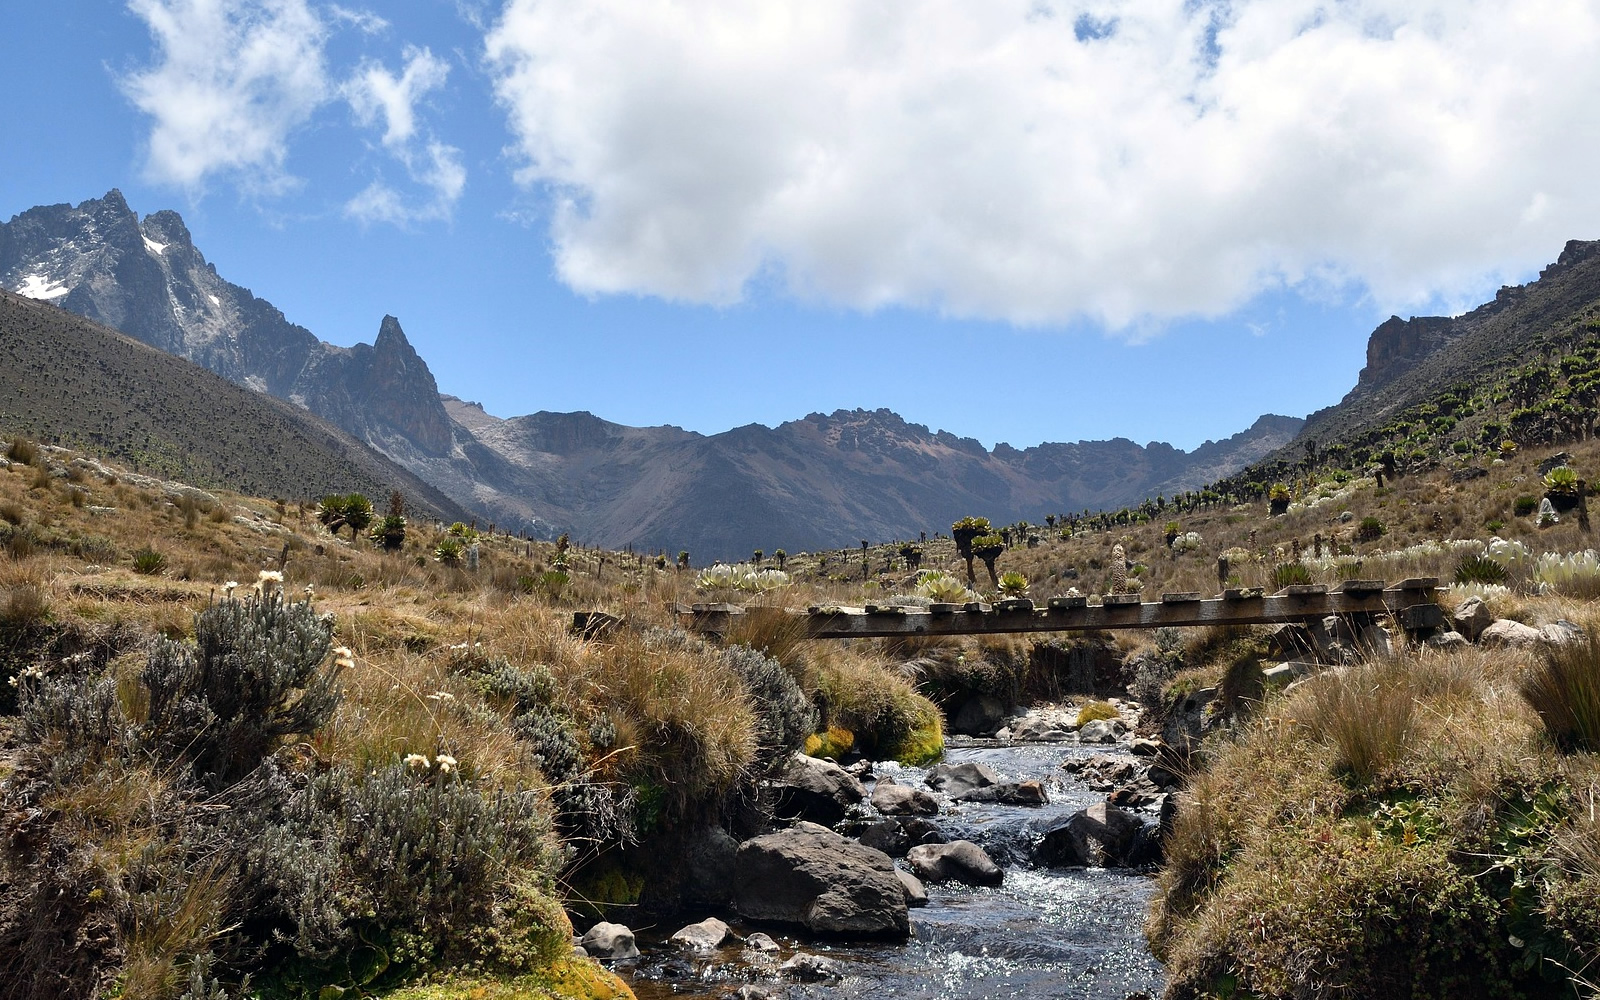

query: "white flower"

left=404, top=753, right=430, bottom=770
left=303, top=584, right=315, bottom=597
left=222, top=580, right=239, bottom=594
left=425, top=691, right=456, bottom=703
left=258, top=570, right=284, bottom=583
left=435, top=754, right=457, bottom=773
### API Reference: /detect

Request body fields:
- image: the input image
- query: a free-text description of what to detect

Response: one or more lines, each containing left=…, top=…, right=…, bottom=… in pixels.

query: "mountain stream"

left=619, top=737, right=1165, bottom=1000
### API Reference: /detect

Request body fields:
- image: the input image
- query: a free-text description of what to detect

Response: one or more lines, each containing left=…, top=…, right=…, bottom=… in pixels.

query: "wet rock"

left=900, top=816, right=948, bottom=848
left=1451, top=597, right=1493, bottom=642
left=1079, top=719, right=1119, bottom=744
left=906, top=840, right=1004, bottom=887
left=844, top=760, right=875, bottom=780
left=730, top=987, right=784, bottom=1000
left=1146, top=761, right=1183, bottom=789
left=744, top=931, right=780, bottom=953
left=1009, top=715, right=1075, bottom=742
left=896, top=868, right=929, bottom=907
left=733, top=825, right=910, bottom=937
left=572, top=945, right=588, bottom=958
left=858, top=819, right=910, bottom=857
left=952, top=693, right=1008, bottom=735
left=1480, top=619, right=1544, bottom=649
left=670, top=917, right=731, bottom=953
left=955, top=780, right=1049, bottom=806
left=771, top=753, right=866, bottom=826
left=1109, top=784, right=1162, bottom=810
left=781, top=952, right=844, bottom=981
left=926, top=761, right=1004, bottom=797
left=1129, top=737, right=1163, bottom=757
left=684, top=826, right=739, bottom=905
left=1037, top=803, right=1155, bottom=868
left=870, top=776, right=939, bottom=816
left=580, top=921, right=641, bottom=960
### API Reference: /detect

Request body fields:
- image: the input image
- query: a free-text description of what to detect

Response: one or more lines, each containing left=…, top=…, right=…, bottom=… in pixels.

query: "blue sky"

left=5, top=1, right=1600, bottom=451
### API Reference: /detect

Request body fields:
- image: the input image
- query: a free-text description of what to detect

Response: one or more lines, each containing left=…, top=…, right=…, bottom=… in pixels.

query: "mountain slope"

left=0, top=288, right=471, bottom=521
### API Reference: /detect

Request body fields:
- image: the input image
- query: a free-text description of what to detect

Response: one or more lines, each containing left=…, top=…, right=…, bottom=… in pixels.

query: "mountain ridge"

left=3, top=190, right=1304, bottom=557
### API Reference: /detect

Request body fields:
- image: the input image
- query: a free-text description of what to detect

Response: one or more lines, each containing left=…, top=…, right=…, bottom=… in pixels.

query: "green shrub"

left=1454, top=553, right=1510, bottom=586
left=434, top=537, right=464, bottom=565
left=1515, top=495, right=1539, bottom=517
left=131, top=546, right=166, bottom=575
left=317, top=494, right=374, bottom=536
left=721, top=644, right=815, bottom=776
left=1271, top=562, right=1314, bottom=587
left=1544, top=466, right=1581, bottom=494
left=143, top=593, right=341, bottom=789
left=1520, top=638, right=1600, bottom=752
left=1357, top=516, right=1385, bottom=542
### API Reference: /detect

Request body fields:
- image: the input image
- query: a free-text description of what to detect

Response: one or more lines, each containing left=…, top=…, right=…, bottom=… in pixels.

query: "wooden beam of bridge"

left=677, top=579, right=1446, bottom=639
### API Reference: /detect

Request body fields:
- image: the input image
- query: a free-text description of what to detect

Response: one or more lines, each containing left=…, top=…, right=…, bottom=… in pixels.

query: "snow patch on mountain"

left=15, top=273, right=69, bottom=300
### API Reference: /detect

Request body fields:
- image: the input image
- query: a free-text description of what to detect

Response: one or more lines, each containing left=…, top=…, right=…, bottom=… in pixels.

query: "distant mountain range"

left=2, top=191, right=1309, bottom=557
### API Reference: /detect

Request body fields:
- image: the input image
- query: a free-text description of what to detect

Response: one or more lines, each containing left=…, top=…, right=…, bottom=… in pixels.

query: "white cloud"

left=343, top=48, right=465, bottom=224
left=346, top=46, right=450, bottom=148
left=484, top=0, right=1600, bottom=326
left=123, top=0, right=330, bottom=191
left=328, top=4, right=388, bottom=34
left=345, top=142, right=466, bottom=224
left=339, top=48, right=460, bottom=224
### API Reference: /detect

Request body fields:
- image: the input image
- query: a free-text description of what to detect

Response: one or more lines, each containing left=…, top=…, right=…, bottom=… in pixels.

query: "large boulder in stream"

left=1037, top=803, right=1159, bottom=868
left=906, top=840, right=1004, bottom=887
left=771, top=753, right=866, bottom=826
left=733, top=824, right=910, bottom=937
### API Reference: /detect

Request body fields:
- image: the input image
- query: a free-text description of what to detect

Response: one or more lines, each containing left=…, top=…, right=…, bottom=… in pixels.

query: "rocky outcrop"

left=732, top=825, right=910, bottom=938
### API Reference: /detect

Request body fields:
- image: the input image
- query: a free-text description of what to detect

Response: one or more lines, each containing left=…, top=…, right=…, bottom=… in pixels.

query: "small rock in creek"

left=953, top=780, right=1049, bottom=806
left=743, top=931, right=780, bottom=953
left=900, top=816, right=948, bottom=847
left=906, top=840, right=1004, bottom=887
left=871, top=776, right=940, bottom=815
left=571, top=945, right=587, bottom=958
left=925, top=761, right=1005, bottom=796
left=781, top=952, right=844, bottom=982
left=670, top=916, right=731, bottom=953
left=859, top=819, right=910, bottom=857
left=729, top=987, right=784, bottom=1000
left=580, top=921, right=641, bottom=960
left=896, top=867, right=929, bottom=907
left=1079, top=719, right=1119, bottom=744
left=1037, top=803, right=1156, bottom=868
left=1129, top=737, right=1163, bottom=757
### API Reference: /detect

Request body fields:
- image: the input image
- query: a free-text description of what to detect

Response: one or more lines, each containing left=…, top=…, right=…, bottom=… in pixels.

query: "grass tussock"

left=1520, top=636, right=1600, bottom=752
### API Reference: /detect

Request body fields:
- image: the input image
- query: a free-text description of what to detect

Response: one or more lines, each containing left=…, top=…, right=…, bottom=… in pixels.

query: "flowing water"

left=621, top=738, right=1165, bottom=1000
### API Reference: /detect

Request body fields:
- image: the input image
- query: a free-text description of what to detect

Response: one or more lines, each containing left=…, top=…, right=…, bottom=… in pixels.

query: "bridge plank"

left=680, top=586, right=1445, bottom=638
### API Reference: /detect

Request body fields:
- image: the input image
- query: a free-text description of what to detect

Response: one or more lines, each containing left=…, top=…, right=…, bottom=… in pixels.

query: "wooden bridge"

left=675, top=579, right=1447, bottom=639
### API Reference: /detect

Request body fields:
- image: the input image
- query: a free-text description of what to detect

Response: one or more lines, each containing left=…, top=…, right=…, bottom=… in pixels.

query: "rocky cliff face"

left=1295, top=238, right=1600, bottom=448
left=4, top=191, right=1304, bottom=558
left=0, top=191, right=453, bottom=459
